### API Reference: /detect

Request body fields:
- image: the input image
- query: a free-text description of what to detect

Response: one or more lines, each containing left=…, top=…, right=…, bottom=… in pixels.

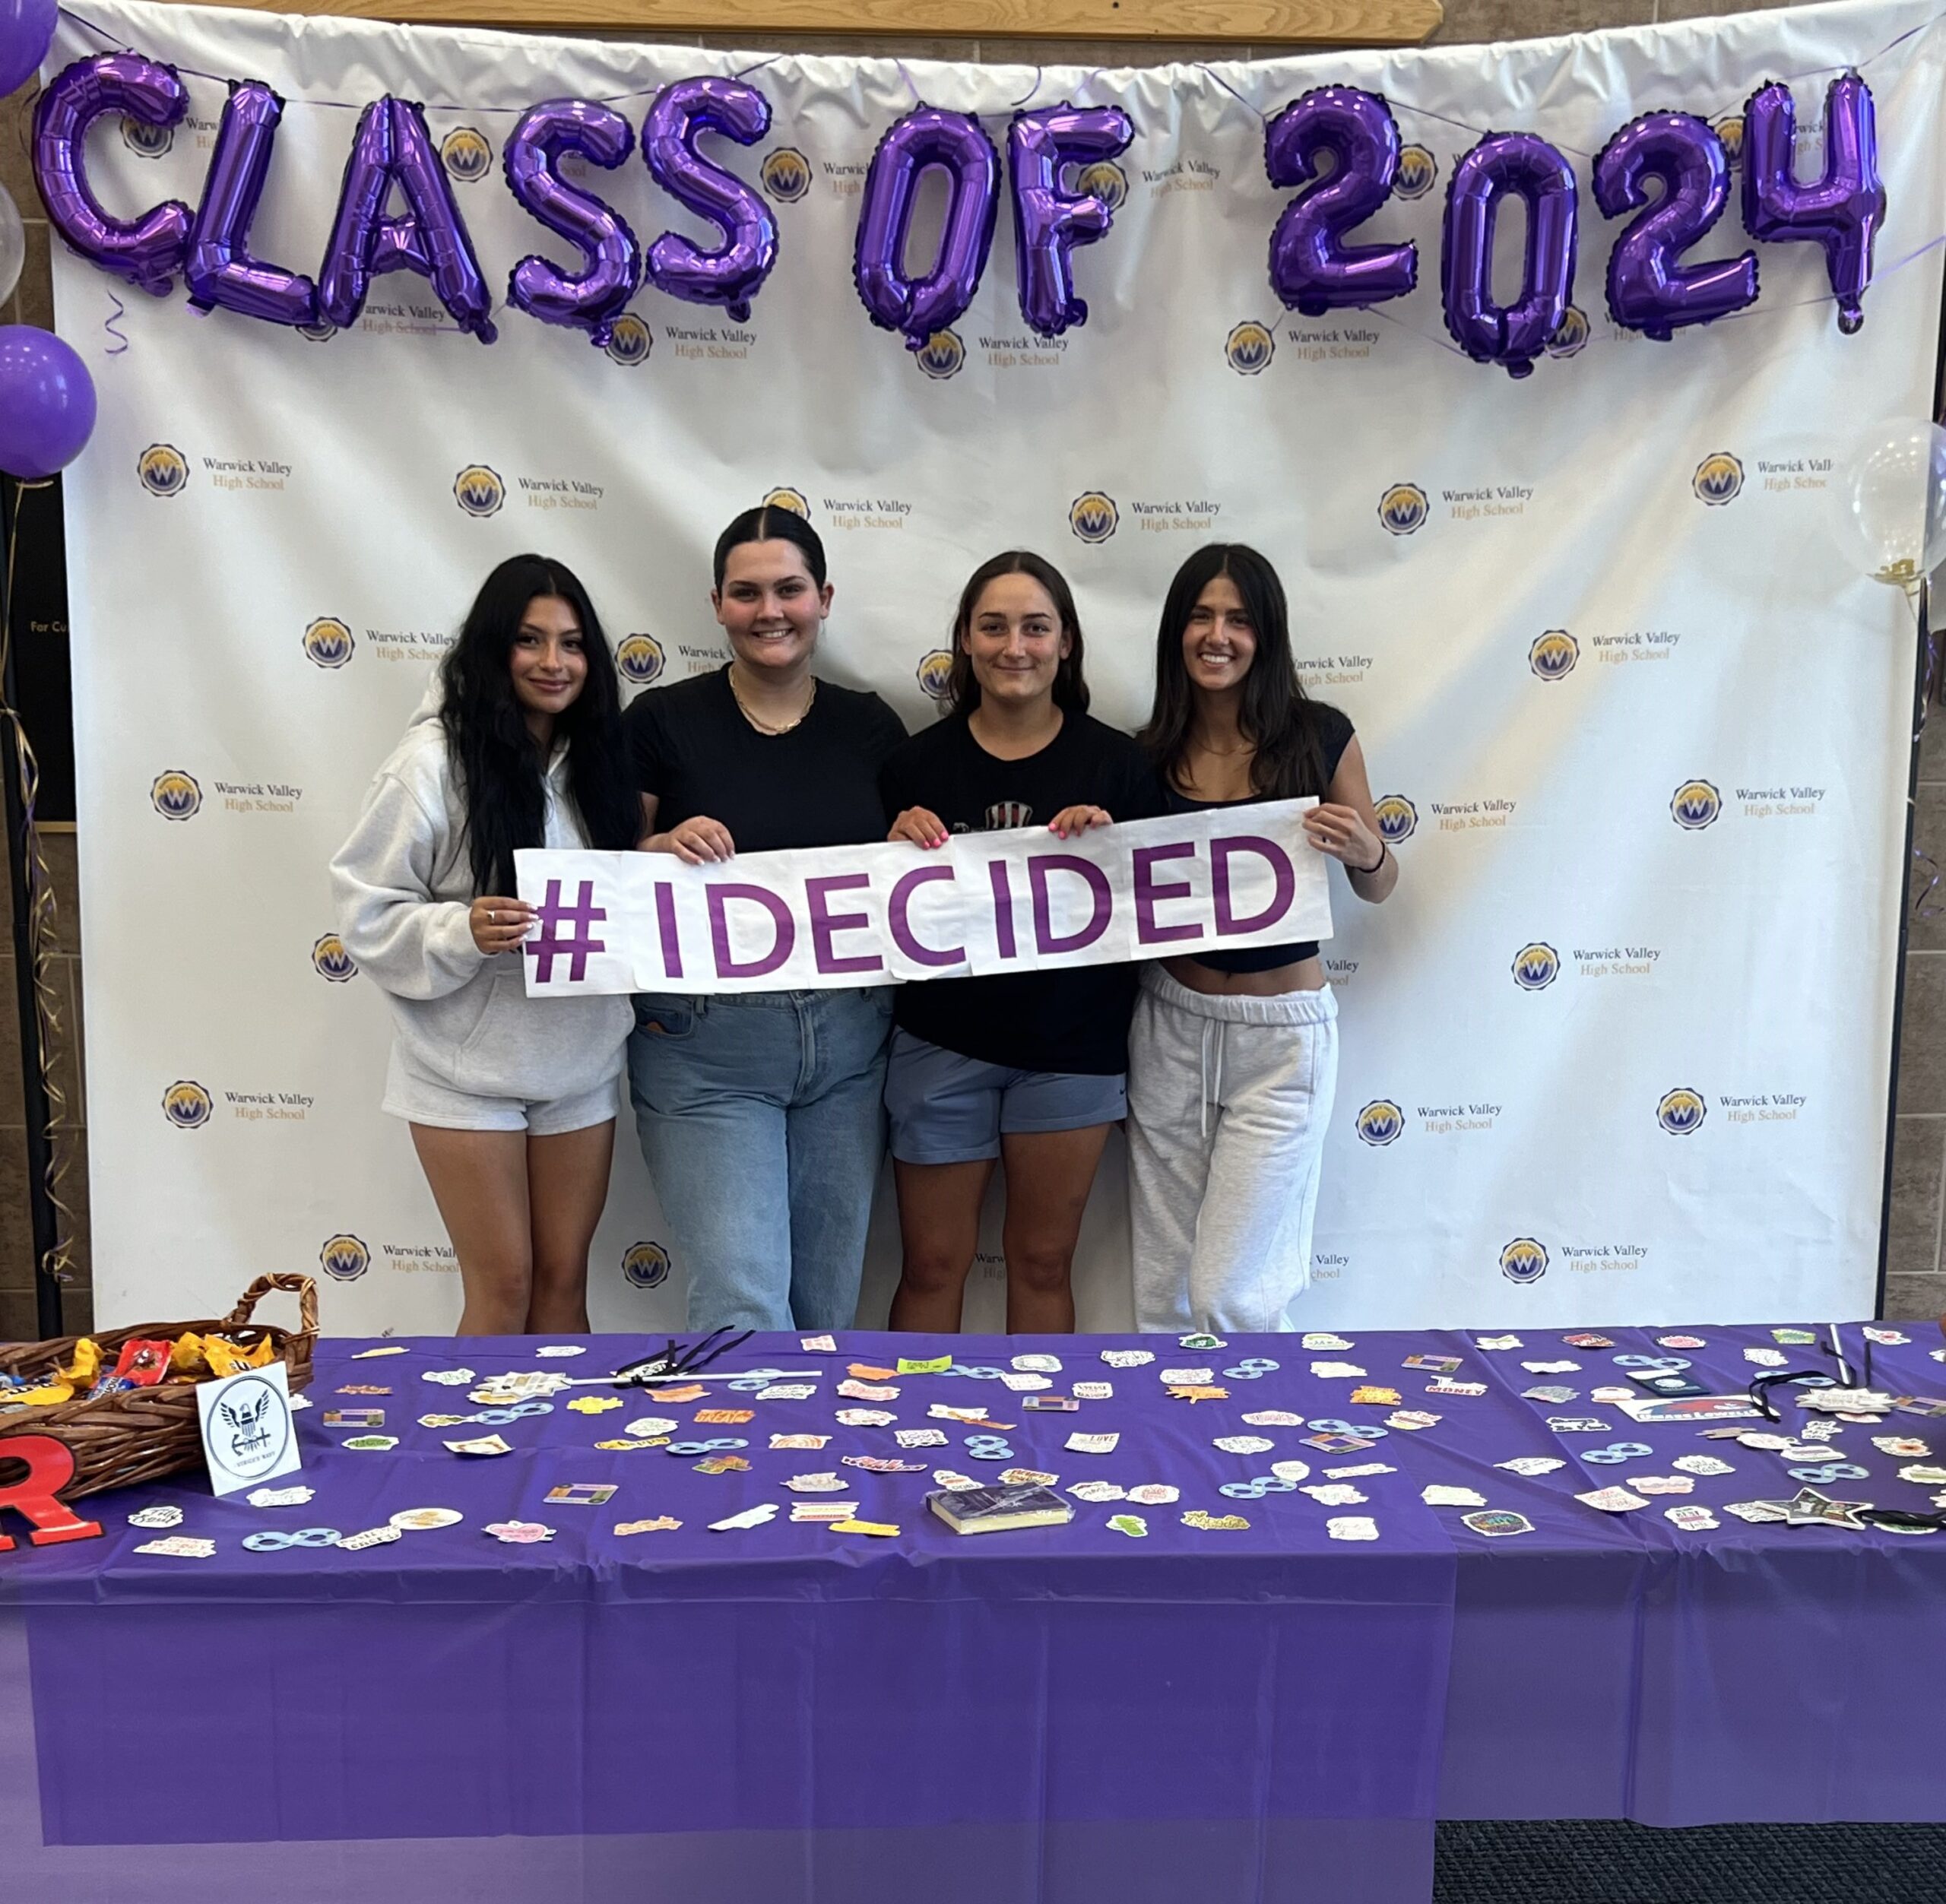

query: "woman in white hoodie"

left=332, top=555, right=642, bottom=1334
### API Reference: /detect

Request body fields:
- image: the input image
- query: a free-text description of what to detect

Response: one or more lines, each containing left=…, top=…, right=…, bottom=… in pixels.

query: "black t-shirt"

left=624, top=667, right=908, bottom=854
left=1161, top=701, right=1357, bottom=974
left=880, top=709, right=1163, bottom=1076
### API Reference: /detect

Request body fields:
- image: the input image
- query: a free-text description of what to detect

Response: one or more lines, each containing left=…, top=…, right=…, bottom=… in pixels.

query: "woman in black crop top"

left=1125, top=543, right=1396, bottom=1334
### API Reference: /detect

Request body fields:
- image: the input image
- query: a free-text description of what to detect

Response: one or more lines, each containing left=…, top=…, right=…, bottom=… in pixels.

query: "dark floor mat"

left=1434, top=1820, right=1946, bottom=1904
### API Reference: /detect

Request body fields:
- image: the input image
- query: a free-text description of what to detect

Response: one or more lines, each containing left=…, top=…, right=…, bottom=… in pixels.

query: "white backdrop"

left=49, top=0, right=1945, bottom=1335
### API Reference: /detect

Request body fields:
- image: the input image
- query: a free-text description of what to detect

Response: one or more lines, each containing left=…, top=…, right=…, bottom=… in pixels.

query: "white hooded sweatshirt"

left=330, top=697, right=630, bottom=1102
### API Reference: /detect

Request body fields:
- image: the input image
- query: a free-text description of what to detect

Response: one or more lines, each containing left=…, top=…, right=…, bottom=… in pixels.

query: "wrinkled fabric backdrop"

left=49, top=0, right=1946, bottom=1333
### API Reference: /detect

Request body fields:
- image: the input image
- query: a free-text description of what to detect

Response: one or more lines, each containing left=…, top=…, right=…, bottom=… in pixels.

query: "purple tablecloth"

left=3, top=1319, right=1944, bottom=1904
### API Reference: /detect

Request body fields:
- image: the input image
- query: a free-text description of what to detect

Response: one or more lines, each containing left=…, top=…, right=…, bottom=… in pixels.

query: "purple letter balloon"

left=186, top=81, right=319, bottom=328
left=0, top=326, right=97, bottom=480
left=1741, top=74, right=1884, bottom=334
left=1593, top=112, right=1754, bottom=341
left=1266, top=86, right=1416, bottom=316
left=319, top=97, right=496, bottom=342
left=855, top=106, right=1000, bottom=351
left=1440, top=131, right=1578, bottom=378
left=504, top=98, right=641, bottom=347
left=642, top=78, right=777, bottom=322
left=1007, top=103, right=1131, bottom=338
left=32, top=54, right=192, bottom=296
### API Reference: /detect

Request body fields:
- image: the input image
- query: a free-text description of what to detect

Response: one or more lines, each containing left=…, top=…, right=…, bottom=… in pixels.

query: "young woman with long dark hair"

left=625, top=505, right=908, bottom=1333
left=880, top=550, right=1159, bottom=1334
left=1128, top=543, right=1396, bottom=1333
left=331, top=554, right=641, bottom=1335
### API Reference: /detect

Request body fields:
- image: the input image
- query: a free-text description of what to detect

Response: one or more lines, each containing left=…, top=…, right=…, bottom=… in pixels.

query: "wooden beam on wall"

left=161, top=0, right=1443, bottom=45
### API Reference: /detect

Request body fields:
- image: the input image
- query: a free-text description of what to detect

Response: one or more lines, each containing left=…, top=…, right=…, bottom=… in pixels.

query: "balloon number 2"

left=1594, top=111, right=1756, bottom=341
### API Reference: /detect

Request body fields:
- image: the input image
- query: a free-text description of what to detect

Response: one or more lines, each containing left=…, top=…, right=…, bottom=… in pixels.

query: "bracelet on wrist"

left=1355, top=842, right=1386, bottom=876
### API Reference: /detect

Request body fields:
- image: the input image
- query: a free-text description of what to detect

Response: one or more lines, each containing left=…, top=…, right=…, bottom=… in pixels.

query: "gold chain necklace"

left=728, top=669, right=817, bottom=736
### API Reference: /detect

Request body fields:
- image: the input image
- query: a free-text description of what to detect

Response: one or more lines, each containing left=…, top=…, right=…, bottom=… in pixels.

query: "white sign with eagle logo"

left=195, top=1364, right=302, bottom=1497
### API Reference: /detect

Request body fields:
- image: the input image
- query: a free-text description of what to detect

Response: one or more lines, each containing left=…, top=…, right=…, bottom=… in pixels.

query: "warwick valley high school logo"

left=1657, top=1087, right=1707, bottom=1135
left=1510, top=942, right=1560, bottom=991
left=454, top=465, right=505, bottom=518
left=604, top=314, right=651, bottom=366
left=1374, top=794, right=1418, bottom=844
left=303, top=617, right=354, bottom=669
left=162, top=1080, right=213, bottom=1129
left=138, top=444, right=189, bottom=497
left=1069, top=493, right=1118, bottom=543
left=1529, top=629, right=1578, bottom=680
left=914, top=331, right=965, bottom=380
left=319, top=1234, right=371, bottom=1281
left=1670, top=780, right=1722, bottom=830
left=1500, top=1237, right=1548, bottom=1285
left=312, top=933, right=357, bottom=981
left=1355, top=1101, right=1405, bottom=1146
left=761, top=148, right=811, bottom=201
left=439, top=127, right=493, bottom=181
left=1225, top=322, right=1274, bottom=375
left=1377, top=483, right=1428, bottom=535
left=1693, top=453, right=1743, bottom=505
left=623, top=1240, right=671, bottom=1288
left=151, top=769, right=202, bottom=819
left=616, top=634, right=666, bottom=687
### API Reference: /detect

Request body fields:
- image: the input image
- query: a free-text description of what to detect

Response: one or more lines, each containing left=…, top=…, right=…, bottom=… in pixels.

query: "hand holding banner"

left=515, top=798, right=1331, bottom=997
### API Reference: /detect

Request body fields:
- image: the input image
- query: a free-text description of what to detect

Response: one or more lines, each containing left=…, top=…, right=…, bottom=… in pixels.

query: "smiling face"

left=1181, top=571, right=1257, bottom=695
left=714, top=538, right=832, bottom=674
left=962, top=572, right=1070, bottom=708
left=509, top=593, right=588, bottom=719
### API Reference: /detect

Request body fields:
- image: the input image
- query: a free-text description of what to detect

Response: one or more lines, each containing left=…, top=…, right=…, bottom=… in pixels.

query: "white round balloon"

left=0, top=187, right=23, bottom=307
left=1840, top=419, right=1946, bottom=588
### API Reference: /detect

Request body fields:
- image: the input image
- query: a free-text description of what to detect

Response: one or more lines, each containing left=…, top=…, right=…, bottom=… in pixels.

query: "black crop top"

left=1160, top=704, right=1357, bottom=974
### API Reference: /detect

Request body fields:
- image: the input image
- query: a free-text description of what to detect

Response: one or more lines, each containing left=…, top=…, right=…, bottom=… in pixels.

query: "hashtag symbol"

left=525, top=879, right=607, bottom=982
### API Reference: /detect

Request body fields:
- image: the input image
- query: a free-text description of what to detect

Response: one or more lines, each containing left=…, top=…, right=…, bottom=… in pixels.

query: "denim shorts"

left=883, top=1028, right=1127, bottom=1166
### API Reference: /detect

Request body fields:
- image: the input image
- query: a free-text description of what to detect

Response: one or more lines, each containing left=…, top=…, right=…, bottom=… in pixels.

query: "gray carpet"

left=1434, top=1822, right=1946, bottom=1902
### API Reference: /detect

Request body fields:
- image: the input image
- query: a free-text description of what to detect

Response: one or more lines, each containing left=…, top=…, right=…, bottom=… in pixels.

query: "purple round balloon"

left=1265, top=86, right=1416, bottom=317
left=0, top=325, right=97, bottom=480
left=1593, top=111, right=1756, bottom=341
left=1007, top=103, right=1131, bottom=338
left=504, top=98, right=641, bottom=347
left=319, top=97, right=495, bottom=342
left=854, top=106, right=1000, bottom=351
left=642, top=77, right=776, bottom=323
left=1440, top=131, right=1578, bottom=379
left=186, top=80, right=320, bottom=328
left=32, top=53, right=192, bottom=296
left=0, top=0, right=56, bottom=98
left=1741, top=74, right=1883, bottom=334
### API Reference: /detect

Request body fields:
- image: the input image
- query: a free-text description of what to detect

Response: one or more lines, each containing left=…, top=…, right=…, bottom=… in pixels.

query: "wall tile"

left=0, top=1283, right=40, bottom=1344
left=1887, top=1117, right=1946, bottom=1278
left=40, top=829, right=79, bottom=958
left=1432, top=0, right=1653, bottom=45
left=1, top=82, right=36, bottom=226
left=17, top=219, right=49, bottom=334
left=1910, top=784, right=1946, bottom=952
left=0, top=1115, right=32, bottom=1288
left=1654, top=0, right=1808, bottom=19
left=1922, top=702, right=1946, bottom=786
left=1881, top=1272, right=1945, bottom=1325
left=1897, top=955, right=1946, bottom=1115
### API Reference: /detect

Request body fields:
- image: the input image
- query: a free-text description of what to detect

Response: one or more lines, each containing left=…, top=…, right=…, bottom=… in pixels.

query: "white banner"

left=52, top=0, right=1945, bottom=1335
left=516, top=802, right=1330, bottom=995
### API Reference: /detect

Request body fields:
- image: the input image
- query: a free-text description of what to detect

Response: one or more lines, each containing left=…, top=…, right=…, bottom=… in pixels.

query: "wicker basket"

left=0, top=1273, right=319, bottom=1502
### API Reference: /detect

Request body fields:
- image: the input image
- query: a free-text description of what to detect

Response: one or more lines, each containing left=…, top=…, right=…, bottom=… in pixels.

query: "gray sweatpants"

left=1127, top=966, right=1339, bottom=1335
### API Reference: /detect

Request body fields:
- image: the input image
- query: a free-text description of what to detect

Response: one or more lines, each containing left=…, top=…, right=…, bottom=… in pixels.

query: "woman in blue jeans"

left=623, top=506, right=908, bottom=1329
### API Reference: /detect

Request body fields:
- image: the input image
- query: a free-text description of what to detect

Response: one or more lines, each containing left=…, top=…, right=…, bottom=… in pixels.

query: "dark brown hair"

left=946, top=550, right=1090, bottom=714
left=1137, top=542, right=1330, bottom=800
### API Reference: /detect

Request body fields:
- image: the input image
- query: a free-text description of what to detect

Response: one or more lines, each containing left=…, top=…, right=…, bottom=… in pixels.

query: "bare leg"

left=524, top=1119, right=615, bottom=1334
left=409, top=1125, right=532, bottom=1335
left=889, top=1158, right=996, bottom=1333
left=998, top=1125, right=1112, bottom=1335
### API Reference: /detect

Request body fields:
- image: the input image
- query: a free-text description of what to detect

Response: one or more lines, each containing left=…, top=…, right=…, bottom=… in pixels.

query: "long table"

left=3, top=1321, right=1944, bottom=1904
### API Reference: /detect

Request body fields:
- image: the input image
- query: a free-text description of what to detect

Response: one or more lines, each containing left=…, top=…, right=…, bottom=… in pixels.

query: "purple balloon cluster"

left=1440, top=132, right=1578, bottom=379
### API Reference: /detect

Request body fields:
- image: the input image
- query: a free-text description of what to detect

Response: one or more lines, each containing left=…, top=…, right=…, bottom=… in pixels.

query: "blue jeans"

left=628, top=987, right=893, bottom=1332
